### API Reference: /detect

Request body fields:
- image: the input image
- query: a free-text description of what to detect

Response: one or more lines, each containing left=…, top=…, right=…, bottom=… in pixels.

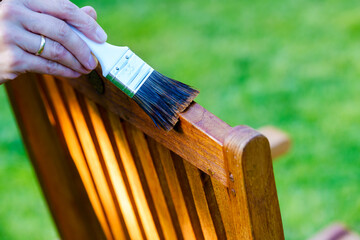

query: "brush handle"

left=70, top=25, right=154, bottom=98
left=70, top=25, right=129, bottom=77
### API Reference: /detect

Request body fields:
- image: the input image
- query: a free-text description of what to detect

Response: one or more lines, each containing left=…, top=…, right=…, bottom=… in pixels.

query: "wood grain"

left=151, top=141, right=196, bottom=240
left=171, top=154, right=204, bottom=240
left=60, top=72, right=290, bottom=186
left=183, top=161, right=217, bottom=240
left=8, top=72, right=286, bottom=239
left=60, top=81, right=125, bottom=240
left=6, top=74, right=106, bottom=240
left=108, top=112, right=160, bottom=240
left=84, top=97, right=143, bottom=240
left=41, top=75, right=112, bottom=239
left=124, top=122, right=178, bottom=239
left=225, top=126, right=284, bottom=240
left=59, top=70, right=232, bottom=187
left=210, top=177, right=235, bottom=239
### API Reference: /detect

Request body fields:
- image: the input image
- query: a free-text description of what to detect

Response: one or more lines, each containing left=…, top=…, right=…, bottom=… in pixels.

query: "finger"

left=25, top=0, right=107, bottom=43
left=81, top=6, right=97, bottom=20
left=9, top=47, right=81, bottom=78
left=14, top=29, right=89, bottom=74
left=25, top=53, right=82, bottom=78
left=20, top=10, right=97, bottom=71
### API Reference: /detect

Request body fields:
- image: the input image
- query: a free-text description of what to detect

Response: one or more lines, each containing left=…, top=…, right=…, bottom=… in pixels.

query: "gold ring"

left=35, top=35, right=46, bottom=56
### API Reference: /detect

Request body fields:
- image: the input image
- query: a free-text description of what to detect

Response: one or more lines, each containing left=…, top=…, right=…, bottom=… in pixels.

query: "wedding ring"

left=35, top=35, right=46, bottom=56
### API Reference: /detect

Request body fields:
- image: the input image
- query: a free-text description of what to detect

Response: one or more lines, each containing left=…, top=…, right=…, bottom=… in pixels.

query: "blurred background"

left=1, top=0, right=360, bottom=239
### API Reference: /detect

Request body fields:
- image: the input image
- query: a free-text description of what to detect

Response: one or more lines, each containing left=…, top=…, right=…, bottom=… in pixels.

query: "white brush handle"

left=70, top=26, right=129, bottom=77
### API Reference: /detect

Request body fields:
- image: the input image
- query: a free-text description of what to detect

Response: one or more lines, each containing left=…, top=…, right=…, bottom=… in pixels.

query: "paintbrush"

left=70, top=26, right=199, bottom=131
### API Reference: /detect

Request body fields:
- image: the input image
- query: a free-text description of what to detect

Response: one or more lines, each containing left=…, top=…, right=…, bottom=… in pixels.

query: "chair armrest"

left=258, top=126, right=291, bottom=160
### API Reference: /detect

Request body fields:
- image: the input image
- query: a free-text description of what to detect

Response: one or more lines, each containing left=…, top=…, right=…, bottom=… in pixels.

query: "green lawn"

left=1, top=0, right=360, bottom=239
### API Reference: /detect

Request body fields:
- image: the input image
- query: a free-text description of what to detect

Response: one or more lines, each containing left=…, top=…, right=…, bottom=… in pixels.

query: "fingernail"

left=96, top=27, right=107, bottom=42
left=71, top=72, right=81, bottom=78
left=74, top=72, right=81, bottom=78
left=87, top=55, right=97, bottom=70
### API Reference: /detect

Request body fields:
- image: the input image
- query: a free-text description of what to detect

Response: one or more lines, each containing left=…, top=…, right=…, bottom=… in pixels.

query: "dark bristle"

left=133, top=70, right=199, bottom=131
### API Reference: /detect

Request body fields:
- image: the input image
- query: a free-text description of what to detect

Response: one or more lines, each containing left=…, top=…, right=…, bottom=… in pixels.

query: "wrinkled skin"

left=0, top=0, right=107, bottom=84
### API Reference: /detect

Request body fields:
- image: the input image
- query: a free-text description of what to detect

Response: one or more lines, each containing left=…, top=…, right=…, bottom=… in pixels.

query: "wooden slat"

left=5, top=74, right=106, bottom=240
left=183, top=161, right=217, bottom=240
left=38, top=81, right=56, bottom=127
left=60, top=81, right=126, bottom=240
left=149, top=140, right=197, bottom=240
left=40, top=75, right=111, bottom=239
left=60, top=71, right=232, bottom=187
left=108, top=112, right=160, bottom=240
left=84, top=97, right=143, bottom=240
left=225, top=126, right=284, bottom=239
left=209, top=177, right=234, bottom=239
left=124, top=122, right=178, bottom=239
left=171, top=153, right=204, bottom=239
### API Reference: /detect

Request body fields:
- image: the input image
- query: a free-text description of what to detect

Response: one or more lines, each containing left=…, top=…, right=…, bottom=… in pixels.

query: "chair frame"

left=5, top=69, right=284, bottom=239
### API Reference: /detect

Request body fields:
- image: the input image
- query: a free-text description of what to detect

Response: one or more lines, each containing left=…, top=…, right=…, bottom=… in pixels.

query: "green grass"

left=1, top=0, right=360, bottom=239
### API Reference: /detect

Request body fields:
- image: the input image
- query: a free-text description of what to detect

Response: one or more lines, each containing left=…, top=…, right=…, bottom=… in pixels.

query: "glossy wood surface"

left=225, top=126, right=284, bottom=240
left=5, top=75, right=106, bottom=240
left=6, top=72, right=285, bottom=239
left=59, top=69, right=232, bottom=187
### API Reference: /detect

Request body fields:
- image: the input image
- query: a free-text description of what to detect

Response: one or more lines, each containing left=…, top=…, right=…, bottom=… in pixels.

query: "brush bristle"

left=133, top=70, right=199, bottom=131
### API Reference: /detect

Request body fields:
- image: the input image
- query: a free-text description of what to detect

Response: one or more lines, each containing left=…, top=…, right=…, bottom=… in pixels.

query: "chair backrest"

left=6, top=69, right=284, bottom=240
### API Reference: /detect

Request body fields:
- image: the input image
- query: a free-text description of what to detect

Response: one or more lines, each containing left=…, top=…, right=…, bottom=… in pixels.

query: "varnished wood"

left=40, top=75, right=112, bottom=239
left=59, top=71, right=288, bottom=188
left=148, top=138, right=197, bottom=240
left=209, top=177, right=235, bottom=239
left=7, top=72, right=286, bottom=240
left=108, top=112, right=160, bottom=240
left=60, top=81, right=125, bottom=239
left=171, top=153, right=205, bottom=239
left=183, top=161, right=217, bottom=239
left=84, top=97, right=143, bottom=240
left=59, top=70, right=232, bottom=187
left=124, top=122, right=179, bottom=239
left=5, top=75, right=106, bottom=240
left=225, top=126, right=284, bottom=240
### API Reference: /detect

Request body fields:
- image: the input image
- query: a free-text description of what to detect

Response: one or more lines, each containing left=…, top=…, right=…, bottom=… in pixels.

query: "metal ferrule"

left=106, top=49, right=154, bottom=98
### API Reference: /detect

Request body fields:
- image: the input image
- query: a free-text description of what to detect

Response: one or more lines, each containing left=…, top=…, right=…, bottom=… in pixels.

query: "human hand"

left=0, top=0, right=107, bottom=84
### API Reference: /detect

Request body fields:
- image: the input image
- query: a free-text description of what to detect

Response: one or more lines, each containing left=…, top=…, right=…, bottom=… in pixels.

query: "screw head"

left=229, top=173, right=234, bottom=182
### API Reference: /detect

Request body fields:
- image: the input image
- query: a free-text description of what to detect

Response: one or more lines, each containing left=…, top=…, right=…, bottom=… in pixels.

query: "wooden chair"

left=5, top=69, right=289, bottom=239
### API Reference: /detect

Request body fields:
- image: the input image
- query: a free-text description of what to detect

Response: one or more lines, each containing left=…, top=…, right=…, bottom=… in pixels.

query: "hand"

left=0, top=0, right=107, bottom=84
